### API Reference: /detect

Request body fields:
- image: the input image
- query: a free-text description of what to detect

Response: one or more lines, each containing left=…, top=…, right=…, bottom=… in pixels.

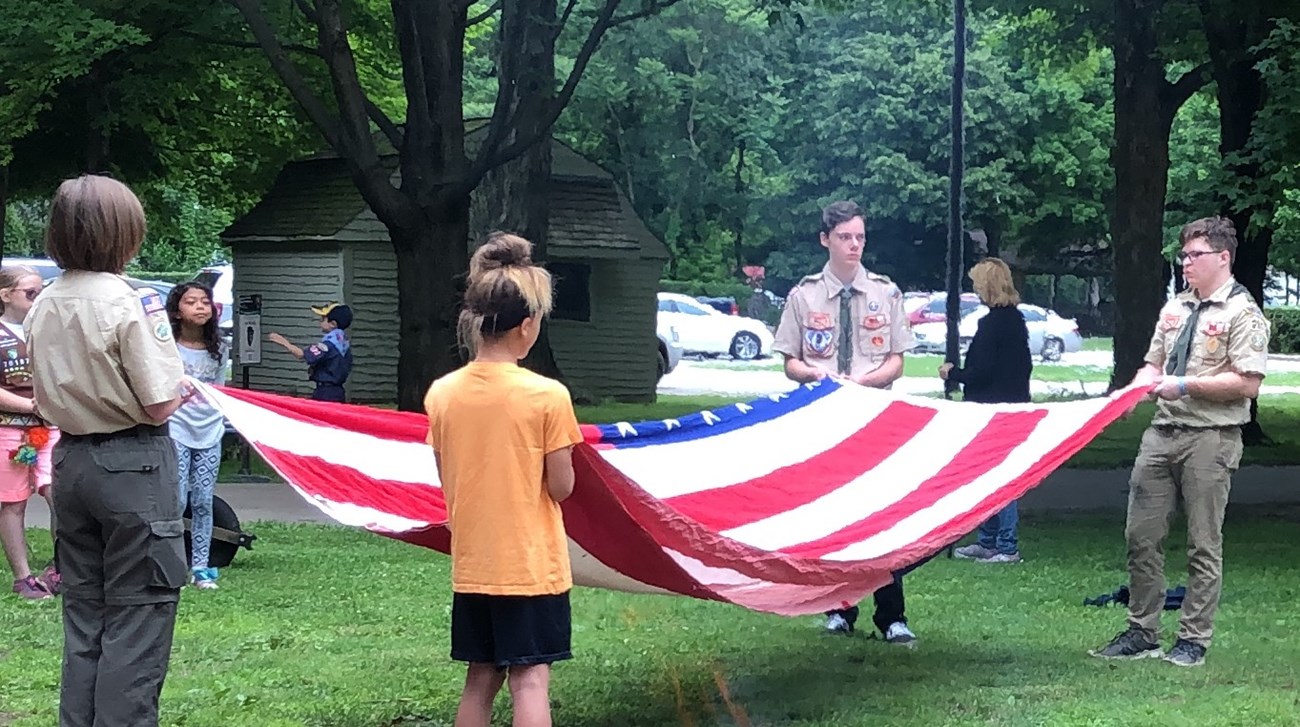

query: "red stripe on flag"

left=256, top=447, right=448, bottom=524
left=778, top=409, right=1049, bottom=559
left=217, top=386, right=430, bottom=443
left=664, top=401, right=936, bottom=531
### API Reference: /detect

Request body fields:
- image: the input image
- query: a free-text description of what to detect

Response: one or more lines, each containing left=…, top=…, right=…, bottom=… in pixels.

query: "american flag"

left=201, top=380, right=1148, bottom=616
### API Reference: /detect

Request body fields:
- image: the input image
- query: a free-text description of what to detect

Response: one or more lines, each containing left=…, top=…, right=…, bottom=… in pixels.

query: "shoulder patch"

left=153, top=321, right=173, bottom=342
left=140, top=292, right=166, bottom=316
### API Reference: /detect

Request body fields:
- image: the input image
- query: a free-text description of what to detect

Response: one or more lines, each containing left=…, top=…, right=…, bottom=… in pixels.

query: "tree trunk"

left=732, top=138, right=747, bottom=276
left=1201, top=0, right=1273, bottom=444
left=472, top=0, right=564, bottom=382
left=392, top=211, right=471, bottom=411
left=0, top=164, right=8, bottom=261
left=1109, top=0, right=1191, bottom=390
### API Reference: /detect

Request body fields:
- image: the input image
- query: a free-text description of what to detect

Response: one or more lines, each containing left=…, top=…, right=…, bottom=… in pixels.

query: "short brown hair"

left=821, top=200, right=865, bottom=235
left=44, top=175, right=147, bottom=273
left=968, top=257, right=1020, bottom=308
left=1179, top=216, right=1238, bottom=262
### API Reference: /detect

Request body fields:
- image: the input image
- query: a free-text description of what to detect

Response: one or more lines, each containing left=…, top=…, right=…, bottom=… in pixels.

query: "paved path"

left=658, top=358, right=1300, bottom=398
left=22, top=466, right=1300, bottom=528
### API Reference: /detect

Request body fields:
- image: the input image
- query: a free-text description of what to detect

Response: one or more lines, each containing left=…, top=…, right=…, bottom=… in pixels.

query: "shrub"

left=1266, top=307, right=1300, bottom=354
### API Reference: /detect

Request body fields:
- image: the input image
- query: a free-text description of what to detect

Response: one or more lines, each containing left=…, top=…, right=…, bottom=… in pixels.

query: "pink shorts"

left=0, top=426, right=61, bottom=503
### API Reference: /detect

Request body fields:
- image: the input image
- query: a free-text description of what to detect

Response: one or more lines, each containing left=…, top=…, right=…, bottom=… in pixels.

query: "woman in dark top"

left=939, top=257, right=1033, bottom=562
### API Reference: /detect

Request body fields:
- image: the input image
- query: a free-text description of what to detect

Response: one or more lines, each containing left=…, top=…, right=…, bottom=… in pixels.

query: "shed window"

left=549, top=262, right=591, bottom=322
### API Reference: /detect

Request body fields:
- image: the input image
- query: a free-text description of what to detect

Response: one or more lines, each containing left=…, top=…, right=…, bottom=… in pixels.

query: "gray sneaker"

left=1088, top=628, right=1161, bottom=660
left=1162, top=639, right=1206, bottom=667
left=954, top=543, right=998, bottom=560
left=884, top=621, right=917, bottom=646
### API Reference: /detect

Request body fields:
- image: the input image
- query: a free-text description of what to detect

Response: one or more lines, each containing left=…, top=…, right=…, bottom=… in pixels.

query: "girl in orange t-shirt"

left=424, top=232, right=583, bottom=727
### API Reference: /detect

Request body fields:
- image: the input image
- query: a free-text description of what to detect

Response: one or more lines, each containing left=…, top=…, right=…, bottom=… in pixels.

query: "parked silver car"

left=912, top=304, right=1083, bottom=361
left=656, top=319, right=684, bottom=380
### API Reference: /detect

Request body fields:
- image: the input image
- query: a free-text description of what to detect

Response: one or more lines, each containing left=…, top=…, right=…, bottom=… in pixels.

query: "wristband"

left=1177, top=377, right=1188, bottom=398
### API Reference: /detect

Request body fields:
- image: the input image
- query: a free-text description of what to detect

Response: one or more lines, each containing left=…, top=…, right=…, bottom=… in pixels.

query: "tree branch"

left=228, top=0, right=342, bottom=150
left=467, top=0, right=502, bottom=26
left=1162, top=61, right=1213, bottom=119
left=556, top=0, right=580, bottom=36
left=609, top=0, right=686, bottom=28
left=366, top=98, right=404, bottom=151
left=466, top=0, right=623, bottom=187
left=178, top=29, right=321, bottom=57
left=293, top=0, right=319, bottom=22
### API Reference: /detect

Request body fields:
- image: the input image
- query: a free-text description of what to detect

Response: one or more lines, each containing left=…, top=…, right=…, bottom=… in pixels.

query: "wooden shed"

left=220, top=135, right=669, bottom=403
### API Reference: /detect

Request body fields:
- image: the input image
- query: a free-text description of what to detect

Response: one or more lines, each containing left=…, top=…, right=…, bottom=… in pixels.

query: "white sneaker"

left=825, top=613, right=851, bottom=634
left=885, top=622, right=917, bottom=646
left=982, top=552, right=1022, bottom=564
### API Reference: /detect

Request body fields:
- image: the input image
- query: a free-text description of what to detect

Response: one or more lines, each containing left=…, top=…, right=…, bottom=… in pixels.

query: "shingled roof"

left=221, top=127, right=666, bottom=260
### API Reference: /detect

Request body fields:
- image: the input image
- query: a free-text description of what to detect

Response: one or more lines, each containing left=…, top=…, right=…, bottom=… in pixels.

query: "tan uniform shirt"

left=26, top=272, right=185, bottom=435
left=1144, top=277, right=1269, bottom=428
left=773, top=263, right=916, bottom=381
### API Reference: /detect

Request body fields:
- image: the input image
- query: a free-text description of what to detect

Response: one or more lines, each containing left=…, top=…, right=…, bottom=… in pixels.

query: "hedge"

left=126, top=270, right=202, bottom=284
left=1267, top=307, right=1300, bottom=354
left=658, top=279, right=756, bottom=302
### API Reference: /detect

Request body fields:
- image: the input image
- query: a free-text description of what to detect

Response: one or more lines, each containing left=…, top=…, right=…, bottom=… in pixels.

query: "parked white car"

left=912, top=303, right=1083, bottom=361
left=657, top=318, right=684, bottom=380
left=657, top=292, right=773, bottom=360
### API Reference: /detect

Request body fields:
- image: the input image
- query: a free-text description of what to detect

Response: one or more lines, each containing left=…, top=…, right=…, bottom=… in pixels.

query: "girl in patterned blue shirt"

left=165, top=282, right=229, bottom=590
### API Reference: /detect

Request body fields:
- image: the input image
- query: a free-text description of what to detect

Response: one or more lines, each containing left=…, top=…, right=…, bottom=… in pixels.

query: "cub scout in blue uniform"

left=772, top=200, right=920, bottom=646
left=267, top=302, right=354, bottom=402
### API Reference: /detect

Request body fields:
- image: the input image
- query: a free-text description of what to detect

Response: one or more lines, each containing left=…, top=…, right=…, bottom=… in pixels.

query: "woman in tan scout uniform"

left=1090, top=216, right=1268, bottom=668
left=0, top=265, right=62, bottom=600
left=772, top=200, right=920, bottom=645
left=27, top=175, right=190, bottom=727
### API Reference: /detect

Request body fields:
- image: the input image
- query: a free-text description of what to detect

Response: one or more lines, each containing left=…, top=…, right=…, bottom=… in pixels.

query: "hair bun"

left=471, top=232, right=533, bottom=276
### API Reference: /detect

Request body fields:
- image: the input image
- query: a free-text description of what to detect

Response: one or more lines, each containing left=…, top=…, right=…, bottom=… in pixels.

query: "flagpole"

left=944, top=0, right=967, bottom=399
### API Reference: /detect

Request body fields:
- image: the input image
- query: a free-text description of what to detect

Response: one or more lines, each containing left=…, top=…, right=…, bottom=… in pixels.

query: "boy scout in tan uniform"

left=28, top=175, right=190, bottom=727
left=1091, top=216, right=1269, bottom=668
left=773, top=200, right=920, bottom=645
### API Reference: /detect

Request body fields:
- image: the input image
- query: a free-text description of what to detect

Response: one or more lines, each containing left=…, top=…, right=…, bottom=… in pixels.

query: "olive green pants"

left=1125, top=425, right=1242, bottom=647
left=52, top=425, right=187, bottom=727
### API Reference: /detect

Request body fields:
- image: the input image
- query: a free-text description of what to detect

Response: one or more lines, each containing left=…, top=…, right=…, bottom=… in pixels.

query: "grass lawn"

left=4, top=513, right=1300, bottom=726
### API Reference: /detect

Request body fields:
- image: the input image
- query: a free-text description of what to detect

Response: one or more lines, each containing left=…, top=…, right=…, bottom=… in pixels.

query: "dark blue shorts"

left=450, top=592, right=572, bottom=669
left=310, top=384, right=346, bottom=402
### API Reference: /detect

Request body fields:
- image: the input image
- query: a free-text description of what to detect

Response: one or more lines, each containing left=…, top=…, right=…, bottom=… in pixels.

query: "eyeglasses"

left=1177, top=249, right=1221, bottom=265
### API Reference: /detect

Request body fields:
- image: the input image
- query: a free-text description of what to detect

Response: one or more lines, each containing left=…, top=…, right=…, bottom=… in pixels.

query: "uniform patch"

left=154, top=321, right=173, bottom=341
left=1160, top=313, right=1182, bottom=332
left=870, top=335, right=885, bottom=348
left=807, top=313, right=832, bottom=329
left=804, top=328, right=834, bottom=357
left=862, top=315, right=886, bottom=330
left=1205, top=337, right=1220, bottom=354
left=1250, top=331, right=1267, bottom=351
left=1203, top=321, right=1225, bottom=337
left=308, top=344, right=325, bottom=357
left=141, top=292, right=166, bottom=316
left=868, top=300, right=881, bottom=312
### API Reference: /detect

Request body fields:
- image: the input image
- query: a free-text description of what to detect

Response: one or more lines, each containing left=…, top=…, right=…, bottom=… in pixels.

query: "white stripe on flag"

left=599, top=385, right=896, bottom=499
left=719, top=402, right=997, bottom=551
left=823, top=396, right=1114, bottom=561
left=202, top=384, right=439, bottom=488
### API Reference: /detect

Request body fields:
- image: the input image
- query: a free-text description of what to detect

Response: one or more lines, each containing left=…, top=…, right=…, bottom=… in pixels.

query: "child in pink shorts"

left=0, top=265, right=61, bottom=600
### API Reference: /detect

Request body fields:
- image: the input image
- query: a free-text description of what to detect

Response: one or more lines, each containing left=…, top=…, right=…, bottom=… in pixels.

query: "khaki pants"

left=1125, top=425, right=1242, bottom=647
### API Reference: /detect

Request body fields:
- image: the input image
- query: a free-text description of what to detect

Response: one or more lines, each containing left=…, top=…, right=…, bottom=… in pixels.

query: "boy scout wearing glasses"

left=1090, top=216, right=1269, bottom=668
left=772, top=200, right=920, bottom=645
left=27, top=175, right=191, bottom=727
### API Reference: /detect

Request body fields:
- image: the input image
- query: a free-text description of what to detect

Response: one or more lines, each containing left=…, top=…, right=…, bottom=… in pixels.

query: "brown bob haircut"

left=44, top=174, right=147, bottom=274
